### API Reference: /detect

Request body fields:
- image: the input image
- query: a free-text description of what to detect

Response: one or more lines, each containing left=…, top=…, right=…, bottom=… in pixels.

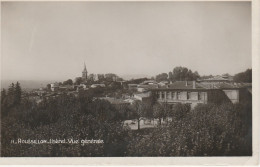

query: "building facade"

left=151, top=81, right=250, bottom=109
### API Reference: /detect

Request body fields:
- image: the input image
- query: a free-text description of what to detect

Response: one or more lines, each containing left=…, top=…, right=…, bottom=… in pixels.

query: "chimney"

left=193, top=81, right=196, bottom=89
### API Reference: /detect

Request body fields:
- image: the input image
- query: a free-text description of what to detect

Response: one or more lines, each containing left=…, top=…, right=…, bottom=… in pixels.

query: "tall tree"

left=172, top=66, right=200, bottom=81
left=1, top=89, right=7, bottom=103
left=7, top=83, right=15, bottom=106
left=131, top=101, right=146, bottom=130
left=87, top=74, right=95, bottom=83
left=14, top=82, right=22, bottom=105
left=153, top=103, right=164, bottom=125
left=155, top=73, right=168, bottom=82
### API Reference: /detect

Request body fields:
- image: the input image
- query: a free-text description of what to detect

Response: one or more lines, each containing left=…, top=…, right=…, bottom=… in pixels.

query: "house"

left=50, top=83, right=59, bottom=91
left=91, top=84, right=106, bottom=88
left=80, top=83, right=88, bottom=89
left=141, top=80, right=157, bottom=85
left=133, top=92, right=151, bottom=101
left=158, top=81, right=169, bottom=87
left=137, top=82, right=159, bottom=92
left=128, top=84, right=138, bottom=90
left=150, top=81, right=250, bottom=109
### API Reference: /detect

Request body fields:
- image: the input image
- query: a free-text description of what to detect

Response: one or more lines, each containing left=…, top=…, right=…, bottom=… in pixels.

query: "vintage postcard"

left=0, top=0, right=259, bottom=165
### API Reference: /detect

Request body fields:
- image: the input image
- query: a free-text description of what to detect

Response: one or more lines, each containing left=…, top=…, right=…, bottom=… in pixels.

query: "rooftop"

left=168, top=81, right=205, bottom=89
left=201, top=76, right=229, bottom=81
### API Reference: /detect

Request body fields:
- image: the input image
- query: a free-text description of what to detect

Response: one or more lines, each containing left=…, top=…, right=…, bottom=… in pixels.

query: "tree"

left=1, top=89, right=8, bottom=117
left=153, top=103, right=164, bottom=125
left=105, top=73, right=117, bottom=82
left=171, top=103, right=190, bottom=120
left=7, top=83, right=15, bottom=107
left=46, top=84, right=51, bottom=91
left=87, top=74, right=95, bottom=83
left=131, top=101, right=146, bottom=130
left=75, top=77, right=83, bottom=85
left=1, top=89, right=7, bottom=103
left=193, top=71, right=200, bottom=80
left=233, top=69, right=252, bottom=83
left=97, top=74, right=105, bottom=81
left=168, top=72, right=173, bottom=81
left=63, top=79, right=73, bottom=85
left=155, top=73, right=168, bottom=82
left=14, top=82, right=22, bottom=105
left=171, top=66, right=200, bottom=81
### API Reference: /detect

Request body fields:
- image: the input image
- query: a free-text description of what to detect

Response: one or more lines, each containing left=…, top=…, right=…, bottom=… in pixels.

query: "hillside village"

left=1, top=64, right=253, bottom=156
left=19, top=63, right=252, bottom=130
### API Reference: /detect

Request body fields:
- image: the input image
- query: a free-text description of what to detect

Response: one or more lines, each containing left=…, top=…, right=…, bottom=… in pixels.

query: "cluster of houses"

left=101, top=75, right=251, bottom=109
left=29, top=63, right=251, bottom=110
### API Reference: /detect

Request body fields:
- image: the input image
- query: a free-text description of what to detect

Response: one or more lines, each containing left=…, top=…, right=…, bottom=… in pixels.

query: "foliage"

left=172, top=66, right=200, bottom=81
left=233, top=69, right=252, bottom=83
left=1, top=86, right=130, bottom=157
left=152, top=103, right=163, bottom=124
left=171, top=103, right=191, bottom=120
left=1, top=83, right=252, bottom=157
left=74, top=77, right=83, bottom=85
left=46, top=84, right=51, bottom=91
left=154, top=66, right=200, bottom=82
left=155, top=73, right=168, bottom=82
left=127, top=103, right=252, bottom=156
left=130, top=101, right=149, bottom=130
left=63, top=79, right=73, bottom=85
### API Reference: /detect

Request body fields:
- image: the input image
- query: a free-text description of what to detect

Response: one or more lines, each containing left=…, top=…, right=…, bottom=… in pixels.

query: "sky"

left=1, top=1, right=251, bottom=81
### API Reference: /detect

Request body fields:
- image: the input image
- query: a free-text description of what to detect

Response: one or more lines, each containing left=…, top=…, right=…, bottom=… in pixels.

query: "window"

left=177, top=92, right=180, bottom=100
left=161, top=92, right=165, bottom=99
left=171, top=92, right=175, bottom=99
left=198, top=92, right=202, bottom=100
left=187, top=92, right=191, bottom=100
left=167, top=92, right=171, bottom=99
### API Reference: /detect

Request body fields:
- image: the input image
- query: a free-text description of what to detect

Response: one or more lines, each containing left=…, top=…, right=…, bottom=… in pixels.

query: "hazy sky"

left=1, top=1, right=251, bottom=81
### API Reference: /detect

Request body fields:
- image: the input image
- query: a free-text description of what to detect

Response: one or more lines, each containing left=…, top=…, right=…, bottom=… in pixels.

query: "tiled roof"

left=200, top=82, right=252, bottom=89
left=168, top=81, right=205, bottom=89
left=138, top=84, right=158, bottom=89
left=142, top=80, right=157, bottom=84
left=202, top=76, right=228, bottom=81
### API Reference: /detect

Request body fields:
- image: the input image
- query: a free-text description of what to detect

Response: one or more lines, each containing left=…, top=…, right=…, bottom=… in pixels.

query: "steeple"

left=82, top=62, right=88, bottom=80
left=83, top=62, right=87, bottom=72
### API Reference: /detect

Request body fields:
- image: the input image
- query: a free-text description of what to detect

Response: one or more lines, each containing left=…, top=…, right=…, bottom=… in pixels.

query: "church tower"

left=82, top=62, right=88, bottom=81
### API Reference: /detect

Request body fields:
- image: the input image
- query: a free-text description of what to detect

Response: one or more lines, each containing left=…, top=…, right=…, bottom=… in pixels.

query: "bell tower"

left=82, top=62, right=88, bottom=81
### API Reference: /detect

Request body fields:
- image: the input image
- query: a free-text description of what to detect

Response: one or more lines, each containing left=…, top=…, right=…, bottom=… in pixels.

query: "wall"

left=156, top=90, right=208, bottom=109
left=223, top=89, right=239, bottom=103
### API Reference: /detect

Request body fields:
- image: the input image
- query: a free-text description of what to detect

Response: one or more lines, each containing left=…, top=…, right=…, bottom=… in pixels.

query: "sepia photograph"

left=0, top=0, right=258, bottom=165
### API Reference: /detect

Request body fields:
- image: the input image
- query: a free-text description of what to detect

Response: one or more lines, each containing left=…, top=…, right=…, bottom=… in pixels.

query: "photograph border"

left=0, top=0, right=259, bottom=165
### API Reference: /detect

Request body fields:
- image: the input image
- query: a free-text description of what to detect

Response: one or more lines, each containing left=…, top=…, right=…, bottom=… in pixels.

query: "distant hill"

left=1, top=80, right=60, bottom=90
